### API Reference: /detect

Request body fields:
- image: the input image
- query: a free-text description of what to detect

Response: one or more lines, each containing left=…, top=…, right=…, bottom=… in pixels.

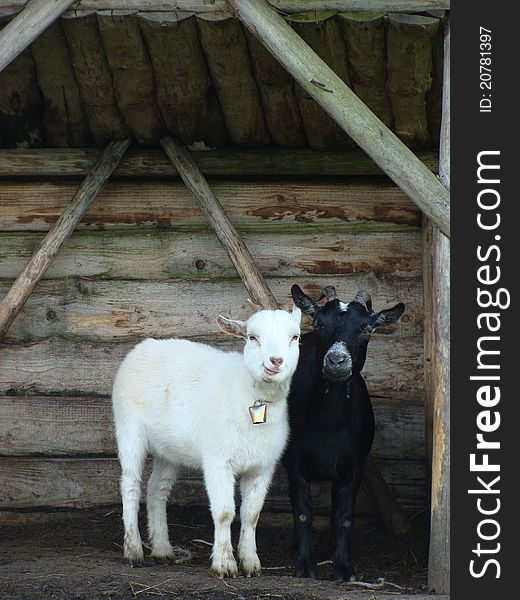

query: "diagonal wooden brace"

left=0, top=137, right=132, bottom=341
left=229, top=0, right=450, bottom=238
left=161, top=135, right=411, bottom=535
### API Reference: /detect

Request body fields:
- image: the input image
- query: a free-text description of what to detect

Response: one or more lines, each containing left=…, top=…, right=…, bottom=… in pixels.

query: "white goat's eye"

left=248, top=335, right=258, bottom=342
left=292, top=335, right=300, bottom=342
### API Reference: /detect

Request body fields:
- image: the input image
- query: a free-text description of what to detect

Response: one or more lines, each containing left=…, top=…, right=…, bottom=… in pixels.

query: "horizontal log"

left=0, top=2, right=451, bottom=19
left=0, top=395, right=424, bottom=459
left=0, top=148, right=438, bottom=177
left=0, top=456, right=425, bottom=512
left=0, top=179, right=421, bottom=232
left=0, top=334, right=424, bottom=401
left=0, top=276, right=423, bottom=342
left=0, top=229, right=423, bottom=279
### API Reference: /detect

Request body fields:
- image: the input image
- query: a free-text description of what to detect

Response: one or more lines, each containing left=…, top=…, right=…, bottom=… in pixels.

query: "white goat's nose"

left=270, top=356, right=284, bottom=368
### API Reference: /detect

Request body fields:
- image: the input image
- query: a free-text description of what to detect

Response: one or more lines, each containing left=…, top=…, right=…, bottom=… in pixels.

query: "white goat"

left=112, top=307, right=302, bottom=577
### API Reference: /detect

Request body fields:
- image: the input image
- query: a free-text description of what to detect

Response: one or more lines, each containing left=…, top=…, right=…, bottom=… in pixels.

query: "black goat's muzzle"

left=323, top=344, right=352, bottom=382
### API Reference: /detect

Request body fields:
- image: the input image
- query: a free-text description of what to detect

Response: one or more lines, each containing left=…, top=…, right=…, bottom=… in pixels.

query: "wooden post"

left=0, top=137, right=131, bottom=341
left=229, top=0, right=450, bottom=238
left=160, top=136, right=277, bottom=309
left=0, top=0, right=75, bottom=74
left=161, top=135, right=411, bottom=535
left=428, top=17, right=450, bottom=595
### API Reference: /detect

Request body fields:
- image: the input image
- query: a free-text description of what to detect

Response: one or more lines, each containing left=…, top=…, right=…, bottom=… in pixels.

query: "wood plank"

left=138, top=15, right=227, bottom=147
left=0, top=0, right=75, bottom=73
left=0, top=229, right=423, bottom=280
left=161, top=136, right=277, bottom=308
left=197, top=17, right=269, bottom=146
left=386, top=14, right=439, bottom=147
left=428, top=16, right=449, bottom=595
left=31, top=21, right=91, bottom=147
left=230, top=0, right=450, bottom=237
left=0, top=2, right=451, bottom=19
left=0, top=334, right=424, bottom=401
left=0, top=395, right=424, bottom=458
left=245, top=30, right=306, bottom=148
left=97, top=14, right=164, bottom=145
left=0, top=179, right=422, bottom=232
left=337, top=12, right=393, bottom=128
left=0, top=276, right=424, bottom=342
left=289, top=15, right=353, bottom=150
left=61, top=14, right=129, bottom=146
left=0, top=138, right=131, bottom=341
left=0, top=456, right=425, bottom=512
left=0, top=148, right=439, bottom=177
left=0, top=39, right=43, bottom=148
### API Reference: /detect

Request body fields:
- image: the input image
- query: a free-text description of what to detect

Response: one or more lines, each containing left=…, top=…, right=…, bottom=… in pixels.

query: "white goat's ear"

left=291, top=305, right=302, bottom=325
left=216, top=315, right=248, bottom=338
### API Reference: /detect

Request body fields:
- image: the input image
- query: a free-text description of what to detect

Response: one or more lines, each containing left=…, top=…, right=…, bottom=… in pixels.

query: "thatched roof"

left=0, top=11, right=443, bottom=151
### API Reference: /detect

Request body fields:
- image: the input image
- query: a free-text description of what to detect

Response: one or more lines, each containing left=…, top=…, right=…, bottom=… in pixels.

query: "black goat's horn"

left=314, top=285, right=337, bottom=303
left=352, top=289, right=373, bottom=312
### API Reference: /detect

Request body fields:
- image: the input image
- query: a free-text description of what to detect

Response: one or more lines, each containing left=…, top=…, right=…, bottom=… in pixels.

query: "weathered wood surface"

left=97, top=14, right=163, bottom=145
left=0, top=229, right=423, bottom=280
left=139, top=15, right=227, bottom=147
left=0, top=335, right=424, bottom=401
left=62, top=15, right=129, bottom=146
left=427, top=19, right=444, bottom=146
left=0, top=138, right=131, bottom=341
left=245, top=30, right=306, bottom=148
left=337, top=12, right=393, bottom=128
left=197, top=17, right=269, bottom=147
left=0, top=147, right=439, bottom=177
left=289, top=14, right=352, bottom=150
left=0, top=0, right=75, bottom=73
left=230, top=0, right=450, bottom=237
left=0, top=275, right=423, bottom=341
left=422, top=216, right=434, bottom=477
left=0, top=1, right=451, bottom=19
left=31, top=21, right=91, bottom=147
left=0, top=395, right=424, bottom=458
left=0, top=180, right=422, bottom=232
left=428, top=17, right=449, bottom=595
left=0, top=456, right=425, bottom=512
left=0, top=39, right=43, bottom=148
left=386, top=14, right=439, bottom=147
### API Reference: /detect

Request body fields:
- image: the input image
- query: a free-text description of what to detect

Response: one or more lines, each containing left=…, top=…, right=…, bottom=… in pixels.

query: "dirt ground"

left=0, top=506, right=446, bottom=600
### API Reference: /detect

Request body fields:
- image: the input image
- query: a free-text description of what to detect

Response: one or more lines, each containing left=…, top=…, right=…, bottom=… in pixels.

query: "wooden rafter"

left=0, top=137, right=131, bottom=341
left=0, top=1, right=450, bottom=19
left=229, top=0, right=450, bottom=238
left=0, top=0, right=75, bottom=73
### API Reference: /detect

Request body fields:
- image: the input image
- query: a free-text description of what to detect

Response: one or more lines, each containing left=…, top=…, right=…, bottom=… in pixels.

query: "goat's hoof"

left=294, top=561, right=319, bottom=579
left=240, top=554, right=262, bottom=577
left=124, top=546, right=145, bottom=568
left=332, top=562, right=355, bottom=582
left=211, top=556, right=239, bottom=579
left=151, top=545, right=192, bottom=565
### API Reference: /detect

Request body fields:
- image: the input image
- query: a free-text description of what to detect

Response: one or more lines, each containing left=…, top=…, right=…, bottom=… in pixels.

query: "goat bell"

left=249, top=400, right=268, bottom=424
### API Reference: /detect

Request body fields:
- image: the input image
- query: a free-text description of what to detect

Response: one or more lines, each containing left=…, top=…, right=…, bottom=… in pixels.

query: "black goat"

left=283, top=284, right=405, bottom=581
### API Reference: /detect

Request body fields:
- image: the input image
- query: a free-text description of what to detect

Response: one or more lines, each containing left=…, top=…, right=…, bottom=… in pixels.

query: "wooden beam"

left=229, top=0, right=450, bottom=237
left=160, top=136, right=277, bottom=308
left=0, top=147, right=439, bottom=177
left=0, top=137, right=131, bottom=341
left=428, top=17, right=449, bottom=595
left=0, top=0, right=75, bottom=73
left=0, top=1, right=451, bottom=19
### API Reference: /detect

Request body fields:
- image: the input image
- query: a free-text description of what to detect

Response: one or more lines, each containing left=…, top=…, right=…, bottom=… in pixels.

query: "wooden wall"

left=0, top=173, right=425, bottom=515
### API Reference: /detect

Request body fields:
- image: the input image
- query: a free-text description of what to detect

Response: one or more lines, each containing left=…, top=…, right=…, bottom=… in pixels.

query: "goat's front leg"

left=287, top=468, right=318, bottom=578
left=238, top=466, right=275, bottom=577
left=203, top=461, right=238, bottom=578
left=330, top=474, right=362, bottom=582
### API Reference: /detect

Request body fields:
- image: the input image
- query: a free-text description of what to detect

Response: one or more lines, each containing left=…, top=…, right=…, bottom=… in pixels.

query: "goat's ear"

left=291, top=305, right=302, bottom=325
left=291, top=285, right=318, bottom=317
left=216, top=315, right=248, bottom=338
left=372, top=303, right=405, bottom=329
